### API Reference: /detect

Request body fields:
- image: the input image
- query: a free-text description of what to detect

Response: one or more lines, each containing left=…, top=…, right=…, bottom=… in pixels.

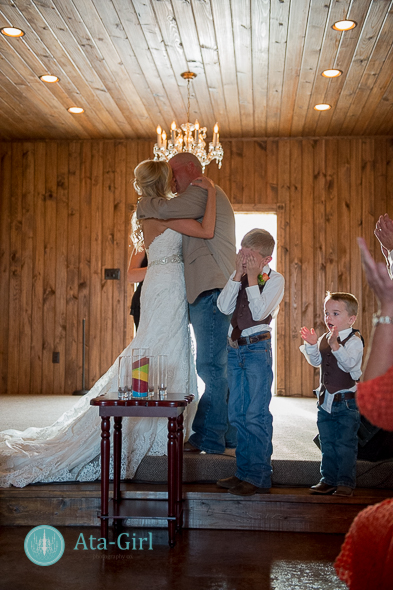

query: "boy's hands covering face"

left=233, top=247, right=271, bottom=285
left=246, top=253, right=262, bottom=286
left=234, top=251, right=245, bottom=282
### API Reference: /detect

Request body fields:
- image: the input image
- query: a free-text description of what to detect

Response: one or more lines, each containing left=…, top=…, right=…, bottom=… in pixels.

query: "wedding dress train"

left=0, top=229, right=197, bottom=488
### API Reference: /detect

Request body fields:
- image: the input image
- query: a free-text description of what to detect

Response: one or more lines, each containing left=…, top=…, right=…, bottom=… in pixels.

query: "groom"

left=137, top=153, right=237, bottom=454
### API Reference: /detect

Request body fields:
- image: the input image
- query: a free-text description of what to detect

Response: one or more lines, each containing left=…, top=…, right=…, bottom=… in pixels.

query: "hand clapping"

left=357, top=237, right=393, bottom=314
left=300, top=326, right=318, bottom=345
left=374, top=214, right=393, bottom=258
left=326, top=326, right=340, bottom=351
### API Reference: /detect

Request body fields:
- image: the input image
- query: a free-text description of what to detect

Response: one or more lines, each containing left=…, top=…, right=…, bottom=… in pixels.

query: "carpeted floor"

left=1, top=394, right=392, bottom=488
left=0, top=395, right=321, bottom=461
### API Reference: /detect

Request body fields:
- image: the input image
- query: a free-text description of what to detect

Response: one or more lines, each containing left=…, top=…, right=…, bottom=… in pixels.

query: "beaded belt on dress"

left=148, top=254, right=183, bottom=266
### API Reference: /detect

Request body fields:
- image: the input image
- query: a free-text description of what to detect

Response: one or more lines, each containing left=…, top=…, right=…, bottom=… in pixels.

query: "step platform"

left=135, top=453, right=393, bottom=489
left=1, top=454, right=392, bottom=534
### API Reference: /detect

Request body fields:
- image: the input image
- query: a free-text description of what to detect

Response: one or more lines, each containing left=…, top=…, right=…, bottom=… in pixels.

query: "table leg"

left=100, top=416, right=111, bottom=540
left=176, top=413, right=184, bottom=531
left=167, top=417, right=177, bottom=548
left=113, top=417, right=123, bottom=531
left=113, top=417, right=122, bottom=502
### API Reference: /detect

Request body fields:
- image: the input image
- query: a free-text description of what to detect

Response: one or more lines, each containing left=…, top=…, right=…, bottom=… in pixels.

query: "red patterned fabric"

left=335, top=499, right=393, bottom=589
left=335, top=366, right=393, bottom=589
left=356, top=366, right=393, bottom=430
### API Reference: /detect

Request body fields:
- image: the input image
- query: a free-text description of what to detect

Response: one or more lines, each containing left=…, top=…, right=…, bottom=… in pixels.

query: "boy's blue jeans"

left=227, top=338, right=273, bottom=488
left=317, top=398, right=360, bottom=488
left=188, top=289, right=237, bottom=453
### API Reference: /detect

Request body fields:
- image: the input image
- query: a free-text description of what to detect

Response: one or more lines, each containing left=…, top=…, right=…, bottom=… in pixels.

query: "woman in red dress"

left=334, top=237, right=393, bottom=590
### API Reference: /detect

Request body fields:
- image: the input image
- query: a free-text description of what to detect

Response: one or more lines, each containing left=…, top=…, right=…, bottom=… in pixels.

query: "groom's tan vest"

left=137, top=184, right=236, bottom=304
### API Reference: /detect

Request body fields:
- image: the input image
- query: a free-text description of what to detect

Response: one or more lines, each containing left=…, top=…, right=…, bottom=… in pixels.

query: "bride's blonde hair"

left=133, top=159, right=172, bottom=199
left=131, top=160, right=173, bottom=251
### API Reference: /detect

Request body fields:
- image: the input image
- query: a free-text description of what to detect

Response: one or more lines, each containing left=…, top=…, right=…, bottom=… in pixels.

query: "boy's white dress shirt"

left=299, top=327, right=363, bottom=413
left=217, top=264, right=285, bottom=337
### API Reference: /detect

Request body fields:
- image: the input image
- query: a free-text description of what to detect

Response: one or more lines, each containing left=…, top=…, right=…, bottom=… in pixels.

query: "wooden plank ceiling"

left=0, top=0, right=392, bottom=141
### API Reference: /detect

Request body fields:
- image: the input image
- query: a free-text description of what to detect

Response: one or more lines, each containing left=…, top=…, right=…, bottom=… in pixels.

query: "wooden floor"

left=1, top=482, right=391, bottom=534
left=3, top=482, right=389, bottom=589
left=1, top=525, right=348, bottom=590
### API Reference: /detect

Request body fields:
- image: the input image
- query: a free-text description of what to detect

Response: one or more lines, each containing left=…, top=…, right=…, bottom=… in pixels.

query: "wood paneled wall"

left=1, top=138, right=392, bottom=395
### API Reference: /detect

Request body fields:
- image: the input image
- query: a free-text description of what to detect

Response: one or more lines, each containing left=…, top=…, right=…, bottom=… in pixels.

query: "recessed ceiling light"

left=314, top=104, right=331, bottom=111
left=39, top=75, right=60, bottom=83
left=332, top=20, right=357, bottom=31
left=67, top=106, right=84, bottom=114
left=1, top=26, right=25, bottom=37
left=322, top=69, right=342, bottom=78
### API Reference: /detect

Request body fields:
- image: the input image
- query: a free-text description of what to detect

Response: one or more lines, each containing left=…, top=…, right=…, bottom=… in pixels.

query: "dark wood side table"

left=90, top=392, right=194, bottom=547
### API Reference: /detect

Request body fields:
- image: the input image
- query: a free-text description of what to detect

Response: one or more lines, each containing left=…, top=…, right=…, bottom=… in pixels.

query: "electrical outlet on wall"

left=104, top=268, right=120, bottom=280
left=52, top=352, right=60, bottom=363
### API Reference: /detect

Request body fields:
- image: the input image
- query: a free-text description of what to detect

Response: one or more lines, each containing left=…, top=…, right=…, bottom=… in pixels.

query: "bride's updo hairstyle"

left=131, top=160, right=172, bottom=252
left=133, top=160, right=172, bottom=200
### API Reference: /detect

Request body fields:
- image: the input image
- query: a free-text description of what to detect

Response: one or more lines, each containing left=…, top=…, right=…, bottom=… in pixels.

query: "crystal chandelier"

left=153, top=72, right=224, bottom=172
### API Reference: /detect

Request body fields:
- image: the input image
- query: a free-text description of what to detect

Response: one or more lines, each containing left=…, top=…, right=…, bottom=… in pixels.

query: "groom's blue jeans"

left=188, top=289, right=237, bottom=453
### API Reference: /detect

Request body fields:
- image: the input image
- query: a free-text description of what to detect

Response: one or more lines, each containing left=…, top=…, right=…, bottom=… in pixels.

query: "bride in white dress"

left=0, top=160, right=216, bottom=488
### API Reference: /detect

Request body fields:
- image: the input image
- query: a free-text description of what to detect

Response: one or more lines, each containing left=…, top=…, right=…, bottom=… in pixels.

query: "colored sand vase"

left=118, top=355, right=132, bottom=396
left=132, top=348, right=149, bottom=398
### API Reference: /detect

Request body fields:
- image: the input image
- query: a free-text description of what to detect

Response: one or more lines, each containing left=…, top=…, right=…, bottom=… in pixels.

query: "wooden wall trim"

left=232, top=204, right=278, bottom=212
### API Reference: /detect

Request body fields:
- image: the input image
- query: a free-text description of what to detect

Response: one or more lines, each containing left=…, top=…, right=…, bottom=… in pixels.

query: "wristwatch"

left=372, top=312, right=393, bottom=327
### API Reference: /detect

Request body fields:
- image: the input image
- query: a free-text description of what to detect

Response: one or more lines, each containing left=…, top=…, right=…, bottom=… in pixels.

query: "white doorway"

left=235, top=212, right=278, bottom=395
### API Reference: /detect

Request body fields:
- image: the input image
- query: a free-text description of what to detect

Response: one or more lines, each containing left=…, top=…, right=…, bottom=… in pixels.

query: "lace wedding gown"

left=0, top=229, right=197, bottom=488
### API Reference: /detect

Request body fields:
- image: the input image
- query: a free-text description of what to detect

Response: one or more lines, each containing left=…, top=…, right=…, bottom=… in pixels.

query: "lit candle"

left=156, top=125, right=162, bottom=147
left=171, top=121, right=176, bottom=144
left=195, top=120, right=199, bottom=144
left=213, top=123, right=219, bottom=147
left=162, top=130, right=167, bottom=149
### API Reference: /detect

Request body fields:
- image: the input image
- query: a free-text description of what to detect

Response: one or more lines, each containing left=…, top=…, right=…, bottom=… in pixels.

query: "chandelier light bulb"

left=170, top=121, right=176, bottom=143
left=213, top=123, right=219, bottom=147
left=156, top=125, right=162, bottom=147
left=195, top=120, right=200, bottom=142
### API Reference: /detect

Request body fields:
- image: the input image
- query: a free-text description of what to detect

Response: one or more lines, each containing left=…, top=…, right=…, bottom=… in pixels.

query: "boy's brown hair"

left=241, top=228, right=275, bottom=257
left=324, top=291, right=358, bottom=317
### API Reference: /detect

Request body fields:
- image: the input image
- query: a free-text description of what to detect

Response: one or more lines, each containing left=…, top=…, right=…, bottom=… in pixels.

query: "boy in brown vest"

left=216, top=229, right=285, bottom=495
left=300, top=292, right=364, bottom=497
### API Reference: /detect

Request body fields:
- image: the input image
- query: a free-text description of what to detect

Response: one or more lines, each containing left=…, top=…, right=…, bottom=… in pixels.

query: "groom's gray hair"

left=170, top=152, right=202, bottom=172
